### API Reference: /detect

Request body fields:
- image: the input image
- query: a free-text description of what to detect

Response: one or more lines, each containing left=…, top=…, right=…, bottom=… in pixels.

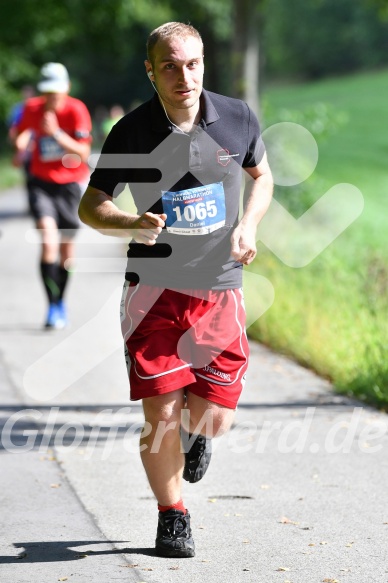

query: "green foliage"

left=1, top=0, right=388, bottom=133
left=263, top=99, right=348, bottom=140
left=263, top=0, right=388, bottom=79
left=0, top=0, right=234, bottom=145
left=261, top=97, right=348, bottom=217
left=0, top=54, right=34, bottom=120
left=248, top=69, right=388, bottom=407
left=0, top=155, right=23, bottom=190
left=367, top=0, right=388, bottom=20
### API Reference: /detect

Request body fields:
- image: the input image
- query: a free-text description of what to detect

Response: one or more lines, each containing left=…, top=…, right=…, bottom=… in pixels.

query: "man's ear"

left=145, top=60, right=153, bottom=78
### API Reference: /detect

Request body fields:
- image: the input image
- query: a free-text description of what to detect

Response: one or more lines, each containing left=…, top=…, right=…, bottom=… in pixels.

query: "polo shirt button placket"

left=190, top=138, right=202, bottom=171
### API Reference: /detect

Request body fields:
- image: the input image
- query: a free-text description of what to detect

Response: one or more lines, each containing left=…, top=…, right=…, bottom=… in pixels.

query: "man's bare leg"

left=140, top=389, right=185, bottom=506
left=181, top=391, right=235, bottom=483
left=184, top=392, right=235, bottom=437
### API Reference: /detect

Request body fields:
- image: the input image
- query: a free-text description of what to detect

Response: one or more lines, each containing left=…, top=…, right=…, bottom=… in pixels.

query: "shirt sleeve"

left=16, top=102, right=35, bottom=134
left=242, top=103, right=266, bottom=168
left=88, top=122, right=128, bottom=197
left=7, top=103, right=24, bottom=128
left=73, top=100, right=92, bottom=142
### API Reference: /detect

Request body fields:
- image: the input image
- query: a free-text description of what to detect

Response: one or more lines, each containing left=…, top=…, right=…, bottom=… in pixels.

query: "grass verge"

left=246, top=69, right=388, bottom=408
left=0, top=154, right=23, bottom=191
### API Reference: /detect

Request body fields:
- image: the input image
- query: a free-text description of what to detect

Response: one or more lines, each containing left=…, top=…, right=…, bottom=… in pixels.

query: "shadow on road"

left=0, top=540, right=158, bottom=563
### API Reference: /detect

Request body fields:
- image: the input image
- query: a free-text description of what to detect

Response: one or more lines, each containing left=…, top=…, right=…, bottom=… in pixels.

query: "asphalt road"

left=0, top=186, right=387, bottom=583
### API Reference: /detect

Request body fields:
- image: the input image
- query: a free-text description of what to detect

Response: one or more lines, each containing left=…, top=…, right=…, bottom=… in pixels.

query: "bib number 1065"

left=172, top=199, right=217, bottom=222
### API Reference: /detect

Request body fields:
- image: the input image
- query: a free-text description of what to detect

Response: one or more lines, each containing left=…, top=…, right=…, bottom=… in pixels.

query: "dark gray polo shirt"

left=89, top=89, right=265, bottom=289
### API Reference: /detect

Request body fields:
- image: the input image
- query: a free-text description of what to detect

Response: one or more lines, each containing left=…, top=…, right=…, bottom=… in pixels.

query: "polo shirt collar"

left=150, top=88, right=220, bottom=133
left=200, top=89, right=220, bottom=125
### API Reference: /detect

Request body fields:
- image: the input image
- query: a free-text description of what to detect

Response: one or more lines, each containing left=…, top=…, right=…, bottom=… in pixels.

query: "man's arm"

left=41, top=111, right=91, bottom=162
left=230, top=152, right=274, bottom=265
left=13, top=109, right=91, bottom=163
left=11, top=129, right=32, bottom=167
left=79, top=185, right=166, bottom=244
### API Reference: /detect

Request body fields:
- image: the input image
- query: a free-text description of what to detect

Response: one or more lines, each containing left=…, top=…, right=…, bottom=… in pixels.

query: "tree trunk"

left=231, top=0, right=261, bottom=117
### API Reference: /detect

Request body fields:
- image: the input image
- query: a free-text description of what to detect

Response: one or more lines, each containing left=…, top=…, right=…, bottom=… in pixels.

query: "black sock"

left=40, top=262, right=60, bottom=304
left=58, top=265, right=70, bottom=300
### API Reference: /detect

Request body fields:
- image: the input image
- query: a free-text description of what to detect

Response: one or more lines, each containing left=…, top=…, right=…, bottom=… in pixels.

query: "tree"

left=262, top=0, right=388, bottom=80
left=231, top=0, right=262, bottom=116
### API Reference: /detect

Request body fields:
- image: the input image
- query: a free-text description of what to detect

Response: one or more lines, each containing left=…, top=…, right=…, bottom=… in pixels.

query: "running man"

left=79, top=22, right=273, bottom=557
left=15, top=63, right=92, bottom=329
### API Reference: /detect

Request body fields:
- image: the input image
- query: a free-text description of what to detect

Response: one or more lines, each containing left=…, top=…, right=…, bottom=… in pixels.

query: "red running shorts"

left=120, top=282, right=249, bottom=409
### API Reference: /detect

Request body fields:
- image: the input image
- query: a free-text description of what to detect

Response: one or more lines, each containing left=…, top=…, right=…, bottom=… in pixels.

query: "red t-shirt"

left=17, top=96, right=92, bottom=184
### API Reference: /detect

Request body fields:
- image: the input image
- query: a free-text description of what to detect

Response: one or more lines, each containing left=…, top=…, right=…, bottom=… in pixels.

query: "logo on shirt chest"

left=217, top=148, right=240, bottom=167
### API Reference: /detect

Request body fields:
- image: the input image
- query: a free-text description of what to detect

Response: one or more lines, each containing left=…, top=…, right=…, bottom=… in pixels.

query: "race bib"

left=162, top=183, right=226, bottom=235
left=39, top=136, right=66, bottom=162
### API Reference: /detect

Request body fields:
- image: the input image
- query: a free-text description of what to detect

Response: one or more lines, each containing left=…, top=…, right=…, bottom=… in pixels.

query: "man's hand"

left=41, top=111, right=60, bottom=136
left=130, top=212, right=167, bottom=245
left=230, top=153, right=273, bottom=265
left=230, top=222, right=257, bottom=265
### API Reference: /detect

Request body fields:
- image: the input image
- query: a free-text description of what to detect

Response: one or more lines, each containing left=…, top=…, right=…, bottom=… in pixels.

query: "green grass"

left=0, top=154, right=23, bottom=190
left=246, top=69, right=388, bottom=408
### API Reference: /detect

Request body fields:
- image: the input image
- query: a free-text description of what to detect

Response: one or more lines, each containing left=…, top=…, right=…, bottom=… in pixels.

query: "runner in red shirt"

left=15, top=63, right=92, bottom=329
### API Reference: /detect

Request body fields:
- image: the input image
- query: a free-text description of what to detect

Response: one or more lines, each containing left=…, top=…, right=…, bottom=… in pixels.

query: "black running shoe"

left=181, top=430, right=212, bottom=483
left=155, top=509, right=195, bottom=558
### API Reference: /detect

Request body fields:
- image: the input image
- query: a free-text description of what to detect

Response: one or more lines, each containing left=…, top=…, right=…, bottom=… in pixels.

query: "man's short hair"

left=147, top=22, right=203, bottom=65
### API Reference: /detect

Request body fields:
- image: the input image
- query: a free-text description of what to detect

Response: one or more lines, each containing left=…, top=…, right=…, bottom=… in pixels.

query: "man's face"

left=43, top=92, right=67, bottom=111
left=147, top=36, right=204, bottom=111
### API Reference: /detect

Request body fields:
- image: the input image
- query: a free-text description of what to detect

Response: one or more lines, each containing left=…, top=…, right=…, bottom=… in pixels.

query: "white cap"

left=37, top=63, right=70, bottom=93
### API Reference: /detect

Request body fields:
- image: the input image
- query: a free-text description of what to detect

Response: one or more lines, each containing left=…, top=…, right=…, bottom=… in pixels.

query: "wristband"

left=53, top=128, right=63, bottom=140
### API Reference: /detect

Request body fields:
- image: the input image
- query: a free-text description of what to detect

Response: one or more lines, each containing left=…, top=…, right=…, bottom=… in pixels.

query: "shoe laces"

left=164, top=513, right=189, bottom=538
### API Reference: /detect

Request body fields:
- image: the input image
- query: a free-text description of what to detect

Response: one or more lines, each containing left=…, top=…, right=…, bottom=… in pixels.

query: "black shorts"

left=28, top=177, right=82, bottom=235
